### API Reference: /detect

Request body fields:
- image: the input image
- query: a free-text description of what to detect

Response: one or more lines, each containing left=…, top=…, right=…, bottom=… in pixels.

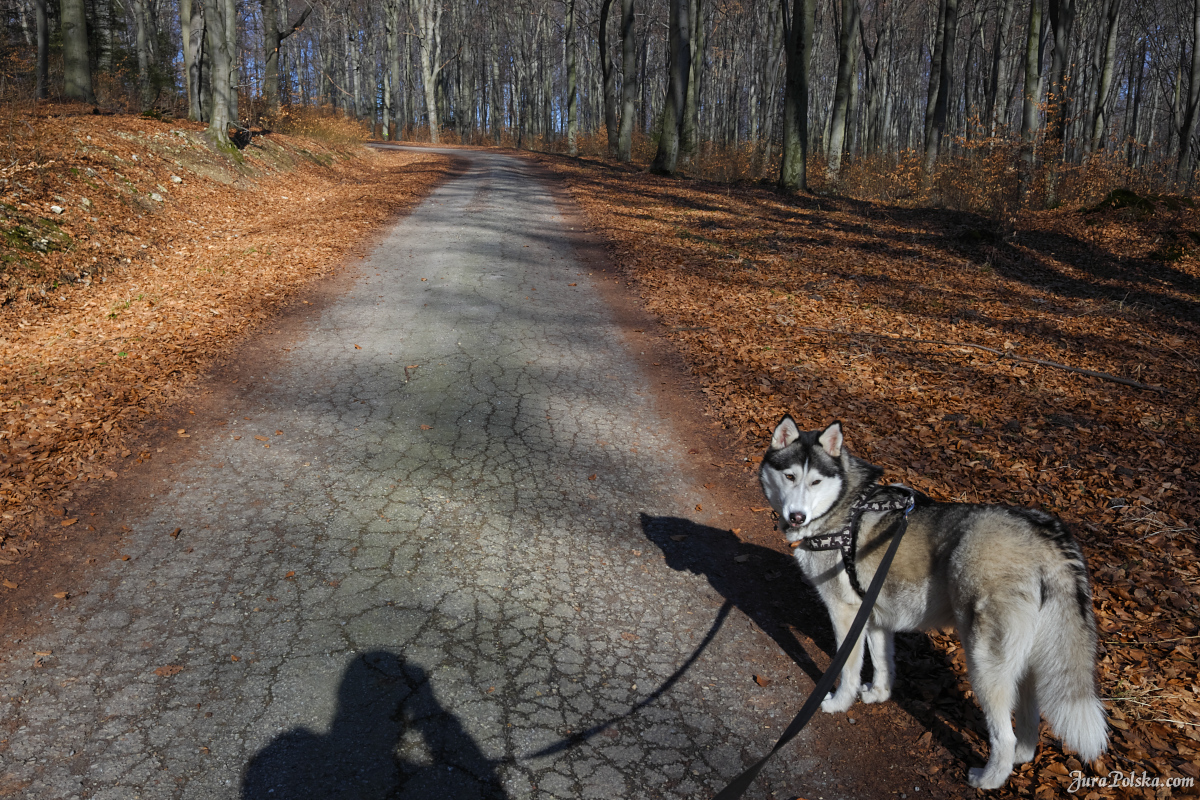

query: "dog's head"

left=759, top=417, right=845, bottom=538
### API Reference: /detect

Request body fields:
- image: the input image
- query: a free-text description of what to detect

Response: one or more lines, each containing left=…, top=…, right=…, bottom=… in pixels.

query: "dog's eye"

left=784, top=473, right=796, bottom=483
left=810, top=479, right=822, bottom=486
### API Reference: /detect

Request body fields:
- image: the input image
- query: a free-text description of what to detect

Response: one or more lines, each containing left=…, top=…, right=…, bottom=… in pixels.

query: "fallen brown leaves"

left=535, top=154, right=1200, bottom=797
left=1, top=108, right=454, bottom=549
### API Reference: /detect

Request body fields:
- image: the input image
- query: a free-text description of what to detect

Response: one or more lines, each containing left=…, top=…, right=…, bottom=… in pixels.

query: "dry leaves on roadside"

left=0, top=109, right=455, bottom=546
left=535, top=153, right=1200, bottom=798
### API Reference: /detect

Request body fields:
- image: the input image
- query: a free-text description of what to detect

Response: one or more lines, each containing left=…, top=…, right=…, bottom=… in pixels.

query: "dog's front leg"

left=859, top=626, right=894, bottom=704
left=821, top=602, right=865, bottom=713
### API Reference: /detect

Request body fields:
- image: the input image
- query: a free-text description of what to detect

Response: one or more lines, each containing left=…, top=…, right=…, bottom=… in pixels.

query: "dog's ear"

left=770, top=415, right=802, bottom=450
left=818, top=421, right=843, bottom=457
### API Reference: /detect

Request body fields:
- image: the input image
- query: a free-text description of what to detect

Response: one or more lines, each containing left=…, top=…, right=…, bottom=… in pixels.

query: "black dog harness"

left=797, top=485, right=917, bottom=597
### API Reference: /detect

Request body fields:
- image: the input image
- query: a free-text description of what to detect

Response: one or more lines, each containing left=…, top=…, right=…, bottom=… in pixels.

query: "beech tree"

left=825, top=0, right=861, bottom=181
left=61, top=0, right=95, bottom=103
left=779, top=0, right=815, bottom=191
left=1179, top=0, right=1200, bottom=179
left=201, top=0, right=233, bottom=146
left=651, top=0, right=690, bottom=175
left=32, top=0, right=46, bottom=100
left=617, top=0, right=637, bottom=162
left=7, top=0, right=1199, bottom=190
left=262, top=0, right=314, bottom=117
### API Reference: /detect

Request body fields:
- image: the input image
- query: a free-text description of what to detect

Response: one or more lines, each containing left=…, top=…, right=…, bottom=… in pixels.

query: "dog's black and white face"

left=760, top=417, right=846, bottom=542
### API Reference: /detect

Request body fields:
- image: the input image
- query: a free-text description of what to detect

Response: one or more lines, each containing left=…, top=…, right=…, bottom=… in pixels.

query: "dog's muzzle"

left=779, top=511, right=806, bottom=534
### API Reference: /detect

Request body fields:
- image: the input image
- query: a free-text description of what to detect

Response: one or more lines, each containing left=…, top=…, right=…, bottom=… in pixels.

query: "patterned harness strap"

left=800, top=485, right=917, bottom=597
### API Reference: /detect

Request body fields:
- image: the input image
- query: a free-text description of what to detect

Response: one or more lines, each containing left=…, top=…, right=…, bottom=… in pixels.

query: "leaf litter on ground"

left=0, top=107, right=455, bottom=558
left=533, top=153, right=1200, bottom=797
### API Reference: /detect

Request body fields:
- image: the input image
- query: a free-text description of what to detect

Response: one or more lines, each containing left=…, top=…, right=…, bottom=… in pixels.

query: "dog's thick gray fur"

left=759, top=416, right=1107, bottom=789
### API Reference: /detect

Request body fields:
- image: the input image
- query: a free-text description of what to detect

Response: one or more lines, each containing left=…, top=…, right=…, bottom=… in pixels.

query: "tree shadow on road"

left=640, top=513, right=980, bottom=772
left=241, top=650, right=507, bottom=800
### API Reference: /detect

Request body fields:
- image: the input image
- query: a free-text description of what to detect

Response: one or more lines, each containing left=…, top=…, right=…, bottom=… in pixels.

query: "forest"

left=3, top=0, right=1200, bottom=206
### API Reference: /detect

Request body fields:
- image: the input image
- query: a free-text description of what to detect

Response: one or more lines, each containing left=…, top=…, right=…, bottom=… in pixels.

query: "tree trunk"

left=130, top=0, right=155, bottom=111
left=600, top=0, right=619, bottom=155
left=922, top=0, right=959, bottom=179
left=387, top=0, right=402, bottom=139
left=61, top=0, right=96, bottom=104
left=986, top=0, right=1019, bottom=136
left=826, top=0, right=861, bottom=181
left=779, top=0, right=815, bottom=191
left=413, top=0, right=443, bottom=143
left=617, top=0, right=637, bottom=161
left=94, top=0, right=115, bottom=74
left=347, top=12, right=362, bottom=119
left=759, top=2, right=785, bottom=170
left=1019, top=0, right=1044, bottom=199
left=263, top=0, right=314, bottom=117
left=651, top=0, right=691, bottom=175
left=490, top=18, right=503, bottom=144
left=34, top=0, right=48, bottom=100
left=220, top=0, right=237, bottom=124
left=456, top=11, right=473, bottom=140
left=1088, top=0, right=1120, bottom=155
left=191, top=0, right=209, bottom=121
left=680, top=0, right=705, bottom=162
left=1045, top=0, right=1075, bottom=159
left=566, top=0, right=578, bottom=155
left=923, top=0, right=946, bottom=147
left=17, top=0, right=33, bottom=46
left=202, top=0, right=233, bottom=147
left=181, top=0, right=198, bottom=120
left=1177, top=0, right=1200, bottom=181
left=857, top=14, right=876, bottom=151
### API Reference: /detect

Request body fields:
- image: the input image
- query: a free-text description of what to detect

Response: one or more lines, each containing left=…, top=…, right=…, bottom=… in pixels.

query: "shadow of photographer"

left=241, top=650, right=507, bottom=800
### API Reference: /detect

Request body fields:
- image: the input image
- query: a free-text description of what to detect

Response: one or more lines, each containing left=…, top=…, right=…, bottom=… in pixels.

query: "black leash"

left=711, top=488, right=915, bottom=800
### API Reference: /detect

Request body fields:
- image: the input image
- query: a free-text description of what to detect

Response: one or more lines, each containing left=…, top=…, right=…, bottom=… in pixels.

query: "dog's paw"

left=968, top=765, right=1011, bottom=790
left=820, top=691, right=855, bottom=714
left=859, top=683, right=891, bottom=704
left=1012, top=743, right=1037, bottom=764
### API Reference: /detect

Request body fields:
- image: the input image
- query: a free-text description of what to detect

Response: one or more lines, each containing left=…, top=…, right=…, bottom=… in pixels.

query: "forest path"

left=0, top=147, right=872, bottom=799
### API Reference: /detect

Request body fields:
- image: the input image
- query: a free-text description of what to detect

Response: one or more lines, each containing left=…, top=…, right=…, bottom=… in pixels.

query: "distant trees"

left=261, top=0, right=314, bottom=116
left=3, top=0, right=1199, bottom=192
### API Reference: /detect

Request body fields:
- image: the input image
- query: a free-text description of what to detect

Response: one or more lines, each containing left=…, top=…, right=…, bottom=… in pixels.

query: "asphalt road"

left=0, top=148, right=846, bottom=799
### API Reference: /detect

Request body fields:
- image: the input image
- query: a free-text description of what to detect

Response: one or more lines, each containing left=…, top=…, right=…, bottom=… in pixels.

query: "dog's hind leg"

left=1013, top=670, right=1040, bottom=763
left=821, top=601, right=866, bottom=713
left=962, top=599, right=1038, bottom=790
left=859, top=627, right=894, bottom=704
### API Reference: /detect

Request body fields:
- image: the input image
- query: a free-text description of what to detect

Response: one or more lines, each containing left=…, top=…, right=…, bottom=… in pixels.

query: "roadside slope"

left=0, top=109, right=457, bottom=570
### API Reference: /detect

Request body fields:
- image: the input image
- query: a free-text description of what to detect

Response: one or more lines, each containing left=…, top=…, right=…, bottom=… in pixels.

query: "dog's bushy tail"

left=1033, top=518, right=1109, bottom=762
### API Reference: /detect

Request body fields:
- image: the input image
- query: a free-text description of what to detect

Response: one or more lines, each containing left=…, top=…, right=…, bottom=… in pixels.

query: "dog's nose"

left=788, top=511, right=806, bottom=525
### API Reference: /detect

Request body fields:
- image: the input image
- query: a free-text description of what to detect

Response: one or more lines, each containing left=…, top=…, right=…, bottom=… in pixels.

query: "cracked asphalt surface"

left=0, top=149, right=843, bottom=799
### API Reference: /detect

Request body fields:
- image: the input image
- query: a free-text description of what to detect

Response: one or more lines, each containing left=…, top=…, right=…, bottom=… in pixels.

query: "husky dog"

left=760, top=416, right=1107, bottom=790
